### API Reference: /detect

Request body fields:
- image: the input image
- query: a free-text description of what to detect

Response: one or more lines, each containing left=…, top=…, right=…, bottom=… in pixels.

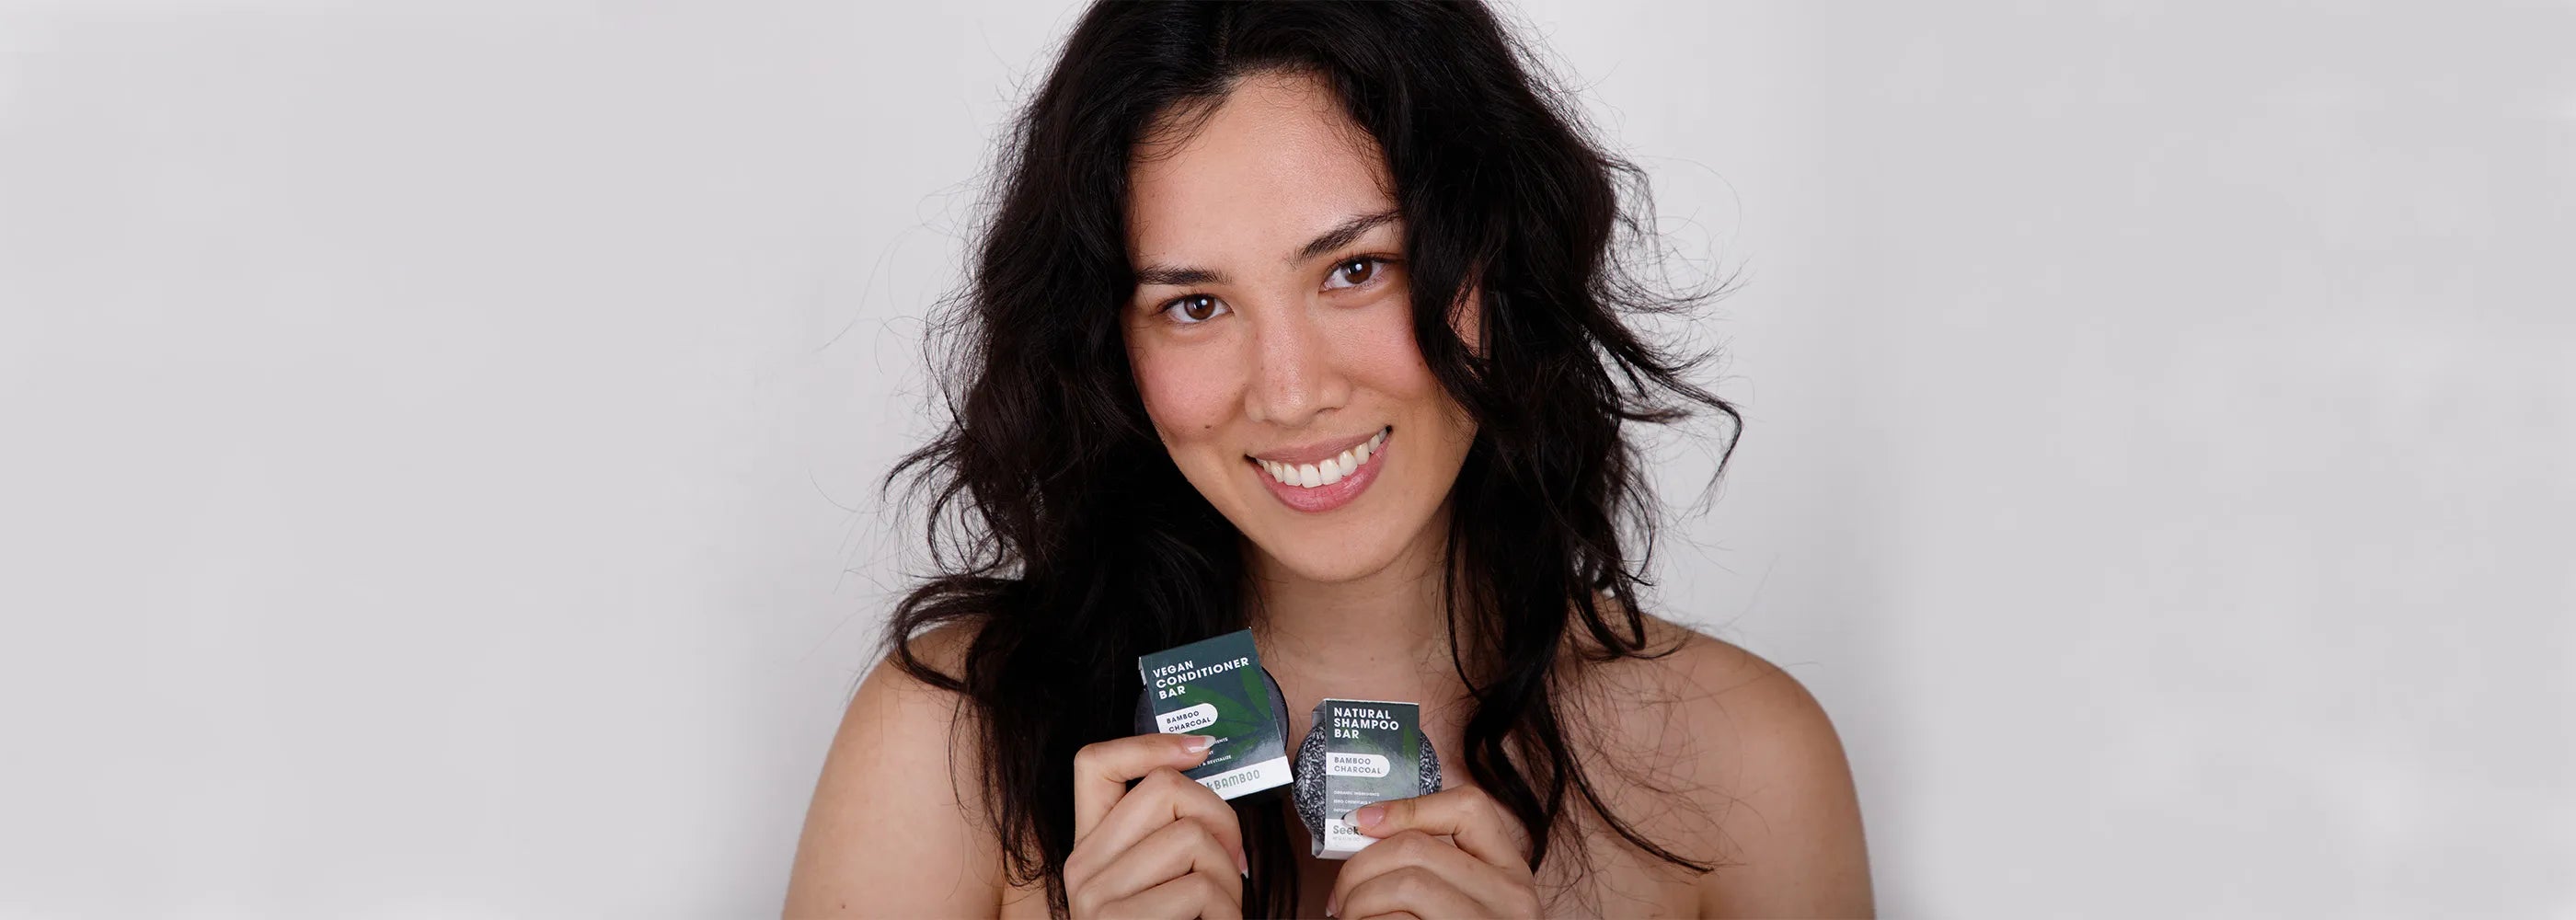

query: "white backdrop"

left=2, top=1, right=2569, bottom=916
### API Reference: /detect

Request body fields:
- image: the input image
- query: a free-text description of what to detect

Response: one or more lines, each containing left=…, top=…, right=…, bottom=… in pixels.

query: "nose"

left=1242, top=299, right=1349, bottom=428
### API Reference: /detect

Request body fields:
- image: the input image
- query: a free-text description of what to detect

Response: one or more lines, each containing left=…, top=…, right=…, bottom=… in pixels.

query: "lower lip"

left=1249, top=431, right=1389, bottom=514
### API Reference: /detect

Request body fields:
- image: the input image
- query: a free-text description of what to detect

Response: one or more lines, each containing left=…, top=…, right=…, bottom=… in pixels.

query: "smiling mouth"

left=1245, top=426, right=1391, bottom=489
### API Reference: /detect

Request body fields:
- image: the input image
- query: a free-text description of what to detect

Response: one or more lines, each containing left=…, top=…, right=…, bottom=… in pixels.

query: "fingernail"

left=1325, top=891, right=1340, bottom=917
left=1236, top=845, right=1249, bottom=878
left=1351, top=803, right=1385, bottom=830
left=1186, top=734, right=1214, bottom=753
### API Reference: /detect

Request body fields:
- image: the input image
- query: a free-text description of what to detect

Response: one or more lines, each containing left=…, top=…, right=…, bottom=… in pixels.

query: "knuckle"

left=1384, top=865, right=1438, bottom=898
left=1168, top=816, right=1217, bottom=848
left=1385, top=830, right=1436, bottom=861
left=1466, top=787, right=1522, bottom=830
left=1192, top=871, right=1232, bottom=901
left=1192, top=874, right=1242, bottom=919
left=1181, top=774, right=1227, bottom=806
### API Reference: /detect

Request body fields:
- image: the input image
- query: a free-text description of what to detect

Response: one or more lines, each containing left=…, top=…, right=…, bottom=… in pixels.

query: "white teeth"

left=1256, top=427, right=1392, bottom=489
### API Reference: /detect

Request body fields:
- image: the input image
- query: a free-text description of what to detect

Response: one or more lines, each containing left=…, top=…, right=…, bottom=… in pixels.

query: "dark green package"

left=1294, top=698, right=1440, bottom=858
left=1133, top=628, right=1293, bottom=799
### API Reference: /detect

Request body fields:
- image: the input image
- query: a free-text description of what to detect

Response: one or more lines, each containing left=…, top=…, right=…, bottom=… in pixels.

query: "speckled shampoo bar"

left=1294, top=698, right=1440, bottom=859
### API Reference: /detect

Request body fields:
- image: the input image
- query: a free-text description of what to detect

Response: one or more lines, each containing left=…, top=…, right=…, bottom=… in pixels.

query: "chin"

left=1252, top=544, right=1410, bottom=585
left=1248, top=534, right=1407, bottom=583
left=1236, top=499, right=1436, bottom=584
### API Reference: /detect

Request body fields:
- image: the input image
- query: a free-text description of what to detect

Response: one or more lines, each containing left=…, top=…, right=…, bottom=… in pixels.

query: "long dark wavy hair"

left=880, top=2, right=1742, bottom=915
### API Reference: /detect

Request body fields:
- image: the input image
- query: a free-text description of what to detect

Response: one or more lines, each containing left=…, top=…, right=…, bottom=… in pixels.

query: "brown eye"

left=1334, top=258, right=1376, bottom=287
left=1161, top=293, right=1226, bottom=324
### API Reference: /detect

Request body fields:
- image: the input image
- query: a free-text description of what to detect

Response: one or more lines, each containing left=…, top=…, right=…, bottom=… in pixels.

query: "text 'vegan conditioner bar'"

left=1133, top=628, right=1293, bottom=800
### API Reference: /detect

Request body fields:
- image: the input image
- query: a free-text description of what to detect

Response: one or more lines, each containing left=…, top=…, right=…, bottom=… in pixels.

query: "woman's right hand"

left=1064, top=732, right=1249, bottom=919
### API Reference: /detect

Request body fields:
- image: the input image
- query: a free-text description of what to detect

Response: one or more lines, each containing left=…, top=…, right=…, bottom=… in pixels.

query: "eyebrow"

left=1132, top=209, right=1402, bottom=288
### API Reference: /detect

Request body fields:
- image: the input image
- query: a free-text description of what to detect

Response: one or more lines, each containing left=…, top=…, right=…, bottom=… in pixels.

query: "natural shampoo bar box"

left=1308, top=698, right=1431, bottom=858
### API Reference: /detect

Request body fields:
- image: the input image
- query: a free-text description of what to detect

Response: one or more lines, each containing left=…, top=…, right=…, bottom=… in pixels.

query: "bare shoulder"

left=1569, top=613, right=1876, bottom=917
left=785, top=619, right=1006, bottom=919
left=1626, top=615, right=1845, bottom=765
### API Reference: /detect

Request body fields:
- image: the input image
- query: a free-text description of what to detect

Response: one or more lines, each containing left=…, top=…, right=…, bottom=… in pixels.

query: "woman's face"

left=1121, top=69, right=1479, bottom=585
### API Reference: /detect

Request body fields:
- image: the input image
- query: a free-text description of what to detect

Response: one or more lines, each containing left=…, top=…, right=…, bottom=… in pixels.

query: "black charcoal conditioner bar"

left=1133, top=628, right=1294, bottom=800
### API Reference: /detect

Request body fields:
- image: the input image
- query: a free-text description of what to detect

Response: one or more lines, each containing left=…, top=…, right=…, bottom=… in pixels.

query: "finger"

left=1102, top=870, right=1244, bottom=920
left=1328, top=830, right=1522, bottom=918
left=1064, top=765, right=1246, bottom=890
left=1072, top=733, right=1213, bottom=845
left=1347, top=786, right=1528, bottom=868
left=1334, top=864, right=1484, bottom=920
left=1081, top=813, right=1245, bottom=907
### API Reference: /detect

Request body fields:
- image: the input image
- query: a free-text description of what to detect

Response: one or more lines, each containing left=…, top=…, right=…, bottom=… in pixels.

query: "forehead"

left=1127, top=70, right=1396, bottom=265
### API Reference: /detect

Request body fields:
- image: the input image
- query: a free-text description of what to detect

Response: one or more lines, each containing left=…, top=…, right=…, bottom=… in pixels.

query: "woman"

left=788, top=2, right=1870, bottom=916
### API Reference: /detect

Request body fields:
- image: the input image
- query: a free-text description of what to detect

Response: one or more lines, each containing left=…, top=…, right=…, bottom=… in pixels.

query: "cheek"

left=1128, top=339, right=1242, bottom=447
left=1332, top=297, right=1444, bottom=401
left=1339, top=293, right=1478, bottom=457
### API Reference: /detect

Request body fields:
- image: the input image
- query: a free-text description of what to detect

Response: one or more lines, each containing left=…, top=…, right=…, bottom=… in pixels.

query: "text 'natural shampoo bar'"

left=1293, top=698, right=1441, bottom=858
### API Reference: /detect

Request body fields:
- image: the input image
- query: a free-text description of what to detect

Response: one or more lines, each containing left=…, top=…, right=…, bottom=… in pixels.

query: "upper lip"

left=1247, top=426, right=1386, bottom=465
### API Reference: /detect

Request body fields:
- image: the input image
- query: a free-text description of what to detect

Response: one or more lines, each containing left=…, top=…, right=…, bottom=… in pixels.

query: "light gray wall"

left=1, top=1, right=2567, bottom=916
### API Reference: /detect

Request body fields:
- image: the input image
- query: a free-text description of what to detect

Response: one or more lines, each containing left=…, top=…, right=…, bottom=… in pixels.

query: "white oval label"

left=1326, top=752, right=1389, bottom=777
left=1156, top=703, right=1218, bottom=733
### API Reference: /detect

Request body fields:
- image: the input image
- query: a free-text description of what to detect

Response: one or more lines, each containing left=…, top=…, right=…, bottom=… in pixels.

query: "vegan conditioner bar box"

left=1136, top=629, right=1292, bottom=799
left=1303, top=698, right=1435, bottom=858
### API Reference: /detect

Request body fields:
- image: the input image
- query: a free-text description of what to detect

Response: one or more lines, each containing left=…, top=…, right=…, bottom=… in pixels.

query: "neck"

left=1242, top=499, right=1463, bottom=686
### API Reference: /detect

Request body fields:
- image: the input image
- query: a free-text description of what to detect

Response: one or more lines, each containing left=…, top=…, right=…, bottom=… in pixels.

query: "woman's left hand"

left=1326, top=785, right=1541, bottom=919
